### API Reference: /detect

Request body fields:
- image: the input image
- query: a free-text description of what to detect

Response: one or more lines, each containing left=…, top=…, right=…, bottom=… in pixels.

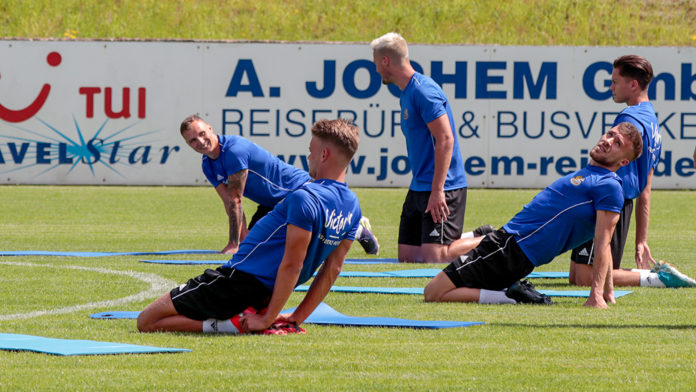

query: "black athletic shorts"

left=443, top=228, right=535, bottom=291
left=248, top=204, right=273, bottom=230
left=398, top=187, right=467, bottom=246
left=170, top=267, right=272, bottom=321
left=570, top=198, right=633, bottom=269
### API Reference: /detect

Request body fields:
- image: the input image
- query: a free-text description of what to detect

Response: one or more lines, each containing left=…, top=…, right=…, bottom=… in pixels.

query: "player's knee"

left=136, top=311, right=154, bottom=333
left=573, top=265, right=594, bottom=287
left=421, top=246, right=449, bottom=264
left=424, top=281, right=442, bottom=302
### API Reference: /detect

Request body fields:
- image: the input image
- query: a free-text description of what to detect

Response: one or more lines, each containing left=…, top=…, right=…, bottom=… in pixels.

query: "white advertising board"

left=0, top=40, right=694, bottom=188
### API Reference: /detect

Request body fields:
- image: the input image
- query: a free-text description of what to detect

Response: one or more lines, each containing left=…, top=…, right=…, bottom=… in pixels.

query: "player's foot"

left=652, top=260, right=696, bottom=288
left=270, top=321, right=306, bottom=334
left=357, top=216, right=379, bottom=255
left=473, top=224, right=496, bottom=237
left=505, top=280, right=554, bottom=304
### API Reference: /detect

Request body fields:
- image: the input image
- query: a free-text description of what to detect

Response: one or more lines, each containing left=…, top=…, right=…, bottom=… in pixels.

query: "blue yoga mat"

left=140, top=258, right=400, bottom=265
left=0, top=250, right=217, bottom=258
left=0, top=333, right=190, bottom=356
left=90, top=303, right=482, bottom=329
left=294, top=285, right=632, bottom=298
left=286, top=302, right=483, bottom=329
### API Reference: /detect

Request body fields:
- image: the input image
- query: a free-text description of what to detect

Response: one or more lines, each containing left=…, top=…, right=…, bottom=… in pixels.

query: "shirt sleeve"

left=201, top=159, right=220, bottom=188
left=592, top=178, right=624, bottom=213
left=284, top=190, right=317, bottom=232
left=220, top=139, right=250, bottom=176
left=414, top=83, right=448, bottom=125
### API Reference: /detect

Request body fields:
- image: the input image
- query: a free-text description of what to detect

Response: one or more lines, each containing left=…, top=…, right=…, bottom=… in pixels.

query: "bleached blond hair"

left=370, top=32, right=409, bottom=64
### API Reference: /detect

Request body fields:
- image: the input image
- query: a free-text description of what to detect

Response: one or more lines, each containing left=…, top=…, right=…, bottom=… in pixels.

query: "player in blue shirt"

left=371, top=32, right=468, bottom=263
left=425, top=123, right=643, bottom=308
left=138, top=119, right=363, bottom=334
left=179, top=115, right=378, bottom=255
left=569, top=55, right=675, bottom=288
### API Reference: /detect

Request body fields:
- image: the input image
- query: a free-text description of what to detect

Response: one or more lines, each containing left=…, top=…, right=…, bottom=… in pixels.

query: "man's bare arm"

left=424, top=114, right=454, bottom=223
left=240, top=224, right=311, bottom=332
left=584, top=210, right=620, bottom=309
left=214, top=169, right=248, bottom=254
left=634, top=169, right=654, bottom=269
left=287, top=238, right=352, bottom=324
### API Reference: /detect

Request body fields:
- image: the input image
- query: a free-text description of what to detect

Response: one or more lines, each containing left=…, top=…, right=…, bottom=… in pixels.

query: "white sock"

left=355, top=223, right=364, bottom=238
left=638, top=270, right=666, bottom=288
left=202, top=318, right=241, bottom=333
left=461, top=231, right=475, bottom=239
left=479, top=289, right=517, bottom=304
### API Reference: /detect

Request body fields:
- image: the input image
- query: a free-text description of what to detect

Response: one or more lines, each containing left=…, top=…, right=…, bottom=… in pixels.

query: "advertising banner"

left=1, top=40, right=694, bottom=188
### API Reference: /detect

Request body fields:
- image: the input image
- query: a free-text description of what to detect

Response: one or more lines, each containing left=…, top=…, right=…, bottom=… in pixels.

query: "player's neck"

left=313, top=166, right=346, bottom=183
left=626, top=91, right=649, bottom=107
left=395, top=66, right=416, bottom=91
left=207, top=139, right=221, bottom=160
left=588, top=159, right=620, bottom=173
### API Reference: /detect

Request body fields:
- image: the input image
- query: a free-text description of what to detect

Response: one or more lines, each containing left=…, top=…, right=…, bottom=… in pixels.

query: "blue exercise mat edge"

left=90, top=303, right=483, bottom=329
left=0, top=333, right=190, bottom=356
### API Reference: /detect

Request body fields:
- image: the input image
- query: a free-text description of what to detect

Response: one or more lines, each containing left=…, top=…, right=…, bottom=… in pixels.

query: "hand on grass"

left=240, top=313, right=271, bottom=333
left=635, top=241, right=654, bottom=270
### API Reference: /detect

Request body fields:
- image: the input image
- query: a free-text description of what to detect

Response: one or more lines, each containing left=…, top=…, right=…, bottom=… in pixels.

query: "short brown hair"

left=180, top=114, right=204, bottom=134
left=311, top=119, right=360, bottom=160
left=613, top=55, right=654, bottom=90
left=615, top=122, right=643, bottom=161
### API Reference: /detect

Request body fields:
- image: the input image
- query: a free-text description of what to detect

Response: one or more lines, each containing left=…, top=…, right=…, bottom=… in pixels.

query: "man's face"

left=307, top=136, right=323, bottom=178
left=610, top=67, right=634, bottom=104
left=182, top=120, right=216, bottom=155
left=590, top=126, right=632, bottom=167
left=373, top=50, right=391, bottom=85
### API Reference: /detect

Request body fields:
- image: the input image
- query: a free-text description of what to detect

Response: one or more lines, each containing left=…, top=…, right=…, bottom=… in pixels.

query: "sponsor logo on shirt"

left=325, top=209, right=353, bottom=235
left=570, top=176, right=585, bottom=186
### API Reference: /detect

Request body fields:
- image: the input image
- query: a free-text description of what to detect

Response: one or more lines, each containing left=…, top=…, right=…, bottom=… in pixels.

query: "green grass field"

left=1, top=186, right=695, bottom=391
left=2, top=0, right=695, bottom=46
left=2, top=0, right=696, bottom=390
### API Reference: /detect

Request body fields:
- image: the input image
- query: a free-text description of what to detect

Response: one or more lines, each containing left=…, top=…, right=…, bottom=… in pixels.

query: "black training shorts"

left=443, top=228, right=534, bottom=291
left=170, top=267, right=272, bottom=321
left=398, top=187, right=467, bottom=246
left=248, top=204, right=274, bottom=230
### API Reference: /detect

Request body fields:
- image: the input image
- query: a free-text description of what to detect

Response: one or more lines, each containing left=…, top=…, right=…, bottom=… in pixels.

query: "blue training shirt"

left=503, top=165, right=624, bottom=266
left=227, top=179, right=361, bottom=290
left=399, top=72, right=467, bottom=192
left=614, top=102, right=662, bottom=200
left=201, top=134, right=312, bottom=207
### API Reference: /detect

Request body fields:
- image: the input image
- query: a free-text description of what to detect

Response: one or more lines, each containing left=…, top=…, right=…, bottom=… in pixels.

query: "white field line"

left=0, top=261, right=175, bottom=320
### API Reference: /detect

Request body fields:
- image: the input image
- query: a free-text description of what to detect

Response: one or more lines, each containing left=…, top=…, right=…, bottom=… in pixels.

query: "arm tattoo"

left=227, top=169, right=248, bottom=246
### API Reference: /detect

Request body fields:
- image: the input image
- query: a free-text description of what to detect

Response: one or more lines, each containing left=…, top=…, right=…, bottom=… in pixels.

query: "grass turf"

left=0, top=186, right=695, bottom=391
left=2, top=0, right=696, bottom=46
